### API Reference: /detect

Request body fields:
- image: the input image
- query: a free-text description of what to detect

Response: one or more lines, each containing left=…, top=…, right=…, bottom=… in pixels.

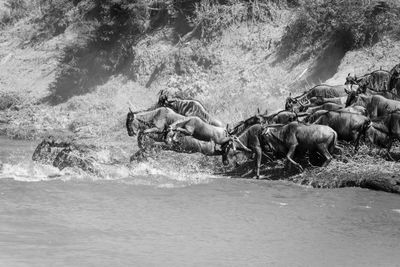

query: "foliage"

left=278, top=0, right=400, bottom=60
left=190, top=0, right=292, bottom=41
left=1, top=0, right=27, bottom=26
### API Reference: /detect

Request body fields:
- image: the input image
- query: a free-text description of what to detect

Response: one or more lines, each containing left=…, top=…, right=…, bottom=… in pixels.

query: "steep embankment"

left=1, top=0, right=400, bottom=193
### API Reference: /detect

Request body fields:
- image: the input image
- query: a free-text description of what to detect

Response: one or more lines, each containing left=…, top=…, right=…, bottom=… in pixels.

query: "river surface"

left=0, top=136, right=400, bottom=267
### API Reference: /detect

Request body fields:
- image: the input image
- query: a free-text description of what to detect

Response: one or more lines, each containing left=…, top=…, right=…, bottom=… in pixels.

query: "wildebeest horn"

left=348, top=73, right=350, bottom=76
left=128, top=100, right=135, bottom=112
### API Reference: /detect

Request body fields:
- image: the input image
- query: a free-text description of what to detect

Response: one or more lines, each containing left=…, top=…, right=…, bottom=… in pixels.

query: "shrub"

left=278, top=0, right=400, bottom=60
left=1, top=0, right=27, bottom=26
left=189, top=0, right=289, bottom=41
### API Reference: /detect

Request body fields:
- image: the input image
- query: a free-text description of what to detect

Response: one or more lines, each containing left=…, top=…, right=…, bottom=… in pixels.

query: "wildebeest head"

left=126, top=108, right=140, bottom=136
left=345, top=73, right=358, bottom=85
left=285, top=94, right=296, bottom=111
left=242, top=112, right=264, bottom=128
left=157, top=90, right=169, bottom=107
left=285, top=93, right=310, bottom=113
left=345, top=90, right=359, bottom=107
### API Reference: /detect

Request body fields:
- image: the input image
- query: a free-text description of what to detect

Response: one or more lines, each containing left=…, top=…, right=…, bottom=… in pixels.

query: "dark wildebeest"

left=126, top=107, right=190, bottom=159
left=263, top=110, right=301, bottom=124
left=365, top=112, right=400, bottom=160
left=304, top=103, right=344, bottom=114
left=365, top=122, right=391, bottom=154
left=157, top=90, right=224, bottom=127
left=345, top=70, right=391, bottom=93
left=389, top=63, right=400, bottom=95
left=166, top=116, right=231, bottom=145
left=345, top=92, right=400, bottom=119
left=262, top=122, right=340, bottom=172
left=227, top=113, right=265, bottom=136
left=306, top=109, right=371, bottom=151
left=221, top=124, right=269, bottom=179
left=285, top=84, right=349, bottom=112
left=126, top=107, right=186, bottom=137
left=344, top=80, right=400, bottom=101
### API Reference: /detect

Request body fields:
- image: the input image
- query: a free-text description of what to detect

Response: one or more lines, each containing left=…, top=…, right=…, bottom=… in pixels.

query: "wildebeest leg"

left=386, top=138, right=395, bottom=161
left=317, top=144, right=333, bottom=167
left=254, top=147, right=262, bottom=179
left=286, top=145, right=303, bottom=172
left=143, top=127, right=162, bottom=134
left=354, top=131, right=362, bottom=153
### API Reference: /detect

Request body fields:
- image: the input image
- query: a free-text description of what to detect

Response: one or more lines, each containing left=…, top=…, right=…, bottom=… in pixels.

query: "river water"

left=0, top=136, right=399, bottom=267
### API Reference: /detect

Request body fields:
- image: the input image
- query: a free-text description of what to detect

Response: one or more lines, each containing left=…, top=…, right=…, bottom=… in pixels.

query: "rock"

left=32, top=137, right=98, bottom=174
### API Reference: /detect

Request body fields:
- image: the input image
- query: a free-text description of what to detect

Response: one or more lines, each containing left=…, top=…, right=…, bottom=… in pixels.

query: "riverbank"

left=7, top=127, right=398, bottom=194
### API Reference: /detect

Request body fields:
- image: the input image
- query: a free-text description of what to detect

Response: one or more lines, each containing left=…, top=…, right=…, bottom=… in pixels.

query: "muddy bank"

left=223, top=146, right=400, bottom=194
left=22, top=132, right=400, bottom=194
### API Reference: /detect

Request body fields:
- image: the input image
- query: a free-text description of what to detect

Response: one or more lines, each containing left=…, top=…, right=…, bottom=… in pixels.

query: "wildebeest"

left=166, top=116, right=231, bottom=145
left=340, top=106, right=367, bottom=115
left=365, top=112, right=400, bottom=160
left=345, top=70, right=391, bottom=93
left=222, top=124, right=268, bottom=179
left=365, top=122, right=391, bottom=154
left=305, top=102, right=345, bottom=114
left=227, top=113, right=264, bottom=136
left=157, top=90, right=224, bottom=127
left=345, top=92, right=400, bottom=118
left=262, top=122, right=340, bottom=171
left=134, top=131, right=230, bottom=165
left=126, top=107, right=186, bottom=136
left=263, top=110, right=301, bottom=124
left=306, top=109, right=370, bottom=151
left=389, top=63, right=400, bottom=95
left=309, top=96, right=347, bottom=106
left=286, top=84, right=348, bottom=112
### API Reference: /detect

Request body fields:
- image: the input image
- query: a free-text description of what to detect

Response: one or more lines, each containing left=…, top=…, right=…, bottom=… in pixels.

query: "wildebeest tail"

left=329, top=130, right=342, bottom=155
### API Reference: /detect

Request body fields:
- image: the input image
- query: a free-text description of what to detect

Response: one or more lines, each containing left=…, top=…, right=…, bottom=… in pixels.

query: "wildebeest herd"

left=126, top=63, right=400, bottom=179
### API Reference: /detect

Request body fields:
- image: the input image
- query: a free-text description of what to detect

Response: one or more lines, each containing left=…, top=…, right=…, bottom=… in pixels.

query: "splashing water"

left=0, top=136, right=223, bottom=187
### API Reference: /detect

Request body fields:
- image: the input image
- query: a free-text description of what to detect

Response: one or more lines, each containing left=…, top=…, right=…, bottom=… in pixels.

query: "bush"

left=278, top=0, right=400, bottom=60
left=1, top=0, right=27, bottom=26
left=0, top=92, right=21, bottom=110
left=189, top=0, right=289, bottom=41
